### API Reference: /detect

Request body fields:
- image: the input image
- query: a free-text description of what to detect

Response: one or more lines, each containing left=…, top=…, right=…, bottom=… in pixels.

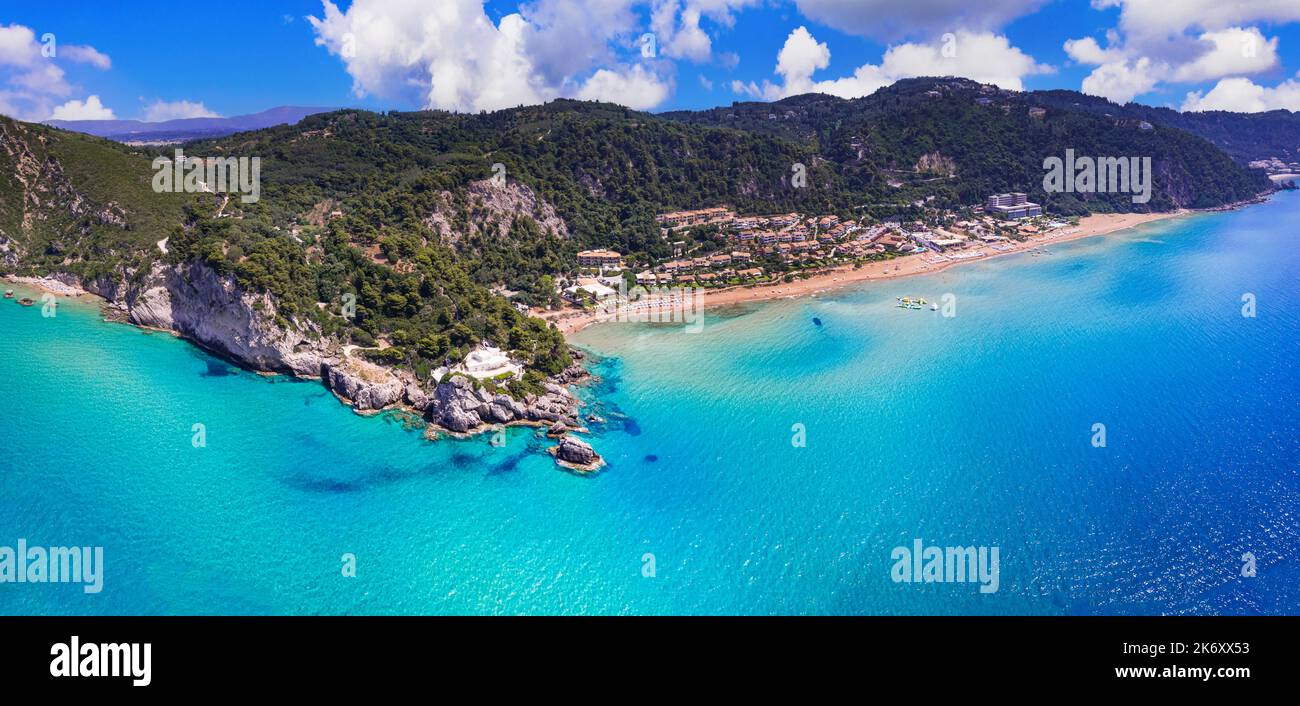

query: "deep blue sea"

left=2, top=193, right=1298, bottom=615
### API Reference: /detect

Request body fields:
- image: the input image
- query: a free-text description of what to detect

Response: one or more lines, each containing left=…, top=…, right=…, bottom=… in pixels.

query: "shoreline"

left=2, top=271, right=597, bottom=458
left=544, top=210, right=1191, bottom=335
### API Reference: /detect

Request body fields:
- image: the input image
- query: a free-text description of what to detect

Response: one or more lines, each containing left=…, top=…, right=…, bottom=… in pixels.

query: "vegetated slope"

left=662, top=77, right=1271, bottom=215
left=1030, top=89, right=1300, bottom=165
left=0, top=116, right=184, bottom=278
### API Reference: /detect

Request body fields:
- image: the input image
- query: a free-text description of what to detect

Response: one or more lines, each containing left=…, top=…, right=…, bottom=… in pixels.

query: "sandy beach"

left=2, top=275, right=90, bottom=298
left=543, top=210, right=1186, bottom=334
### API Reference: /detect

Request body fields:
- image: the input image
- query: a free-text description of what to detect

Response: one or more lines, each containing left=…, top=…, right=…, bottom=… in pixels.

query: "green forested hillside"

left=1030, top=89, right=1300, bottom=165
left=662, top=78, right=1271, bottom=214
left=0, top=117, right=184, bottom=280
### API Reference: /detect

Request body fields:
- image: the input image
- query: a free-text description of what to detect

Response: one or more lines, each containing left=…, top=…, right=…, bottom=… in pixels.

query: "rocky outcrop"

left=321, top=359, right=405, bottom=411
left=424, top=178, right=569, bottom=245
left=24, top=257, right=601, bottom=468
left=0, top=233, right=19, bottom=266
left=421, top=374, right=582, bottom=434
left=549, top=435, right=604, bottom=472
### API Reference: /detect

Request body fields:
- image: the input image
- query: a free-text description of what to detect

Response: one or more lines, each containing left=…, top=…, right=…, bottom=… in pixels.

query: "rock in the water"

left=321, top=359, right=404, bottom=411
left=549, top=435, right=603, bottom=471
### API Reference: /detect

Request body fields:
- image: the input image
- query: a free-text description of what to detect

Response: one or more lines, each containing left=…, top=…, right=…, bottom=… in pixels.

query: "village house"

left=576, top=249, right=624, bottom=269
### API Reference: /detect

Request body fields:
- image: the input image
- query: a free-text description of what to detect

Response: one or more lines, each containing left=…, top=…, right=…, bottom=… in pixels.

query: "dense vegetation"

left=1030, top=89, right=1300, bottom=165
left=663, top=78, right=1272, bottom=215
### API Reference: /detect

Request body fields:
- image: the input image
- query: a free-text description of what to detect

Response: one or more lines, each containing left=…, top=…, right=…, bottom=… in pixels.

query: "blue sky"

left=4, top=1, right=1300, bottom=122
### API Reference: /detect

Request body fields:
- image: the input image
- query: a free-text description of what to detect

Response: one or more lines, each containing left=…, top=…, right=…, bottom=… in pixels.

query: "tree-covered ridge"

left=0, top=115, right=572, bottom=384
left=172, top=82, right=1271, bottom=302
left=661, top=78, right=1271, bottom=214
left=1029, top=89, right=1300, bottom=166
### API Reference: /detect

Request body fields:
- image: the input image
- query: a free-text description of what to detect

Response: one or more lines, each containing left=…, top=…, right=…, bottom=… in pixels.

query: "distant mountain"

left=660, top=77, right=1271, bottom=213
left=663, top=79, right=1300, bottom=169
left=1026, top=90, right=1300, bottom=167
left=44, top=106, right=335, bottom=143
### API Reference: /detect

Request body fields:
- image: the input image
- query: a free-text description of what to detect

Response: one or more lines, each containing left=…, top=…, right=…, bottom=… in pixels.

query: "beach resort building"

left=986, top=193, right=1042, bottom=219
left=564, top=281, right=618, bottom=302
left=576, top=249, right=624, bottom=269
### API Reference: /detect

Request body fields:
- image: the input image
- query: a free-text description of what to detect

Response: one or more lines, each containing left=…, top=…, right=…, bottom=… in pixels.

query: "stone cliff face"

left=0, top=233, right=19, bottom=266
left=424, top=178, right=569, bottom=245
left=89, top=261, right=333, bottom=377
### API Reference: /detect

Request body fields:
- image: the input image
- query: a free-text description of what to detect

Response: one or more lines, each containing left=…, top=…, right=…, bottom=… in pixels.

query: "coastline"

left=2, top=271, right=597, bottom=464
left=545, top=210, right=1189, bottom=335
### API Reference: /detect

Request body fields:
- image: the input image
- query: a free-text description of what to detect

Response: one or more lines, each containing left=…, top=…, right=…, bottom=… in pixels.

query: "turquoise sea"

left=2, top=192, right=1298, bottom=615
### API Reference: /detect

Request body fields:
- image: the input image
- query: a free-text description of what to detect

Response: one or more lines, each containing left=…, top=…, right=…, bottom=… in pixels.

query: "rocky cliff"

left=109, top=261, right=332, bottom=377
left=424, top=178, right=569, bottom=245
left=44, top=260, right=594, bottom=465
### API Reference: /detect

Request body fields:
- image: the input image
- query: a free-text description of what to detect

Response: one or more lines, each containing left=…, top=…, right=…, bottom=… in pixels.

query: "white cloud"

left=0, top=23, right=111, bottom=121
left=576, top=64, right=672, bottom=109
left=1169, top=27, right=1277, bottom=82
left=649, top=0, right=757, bottom=62
left=1079, top=58, right=1160, bottom=104
left=12, top=62, right=71, bottom=97
left=61, top=45, right=112, bottom=70
left=1063, top=36, right=1124, bottom=65
left=0, top=24, right=45, bottom=68
left=774, top=26, right=830, bottom=95
left=49, top=95, right=115, bottom=120
left=519, top=0, right=641, bottom=86
left=142, top=99, right=219, bottom=122
left=1066, top=0, right=1293, bottom=103
left=309, top=0, right=674, bottom=112
left=1181, top=77, right=1300, bottom=112
left=1101, top=0, right=1300, bottom=49
left=794, top=0, right=1044, bottom=41
left=743, top=26, right=1049, bottom=101
left=1071, top=26, right=1280, bottom=103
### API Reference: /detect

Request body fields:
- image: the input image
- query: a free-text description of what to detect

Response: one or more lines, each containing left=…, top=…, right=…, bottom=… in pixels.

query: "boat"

left=930, top=303, right=939, bottom=311
left=17, top=297, right=35, bottom=307
left=895, top=296, right=928, bottom=310
left=3, top=290, right=12, bottom=299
